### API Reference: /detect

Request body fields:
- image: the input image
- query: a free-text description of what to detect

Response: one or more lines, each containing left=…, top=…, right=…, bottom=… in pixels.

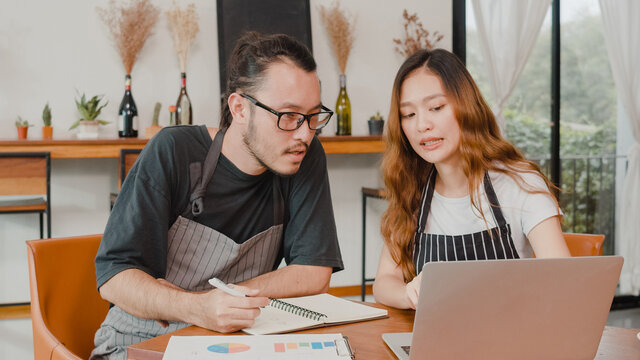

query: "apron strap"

left=182, top=126, right=285, bottom=224
left=416, top=166, right=437, bottom=233
left=183, top=127, right=227, bottom=218
left=482, top=172, right=507, bottom=227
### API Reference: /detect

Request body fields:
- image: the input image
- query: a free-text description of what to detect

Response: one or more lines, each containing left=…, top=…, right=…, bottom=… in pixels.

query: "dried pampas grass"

left=393, top=10, right=443, bottom=58
left=319, top=1, right=356, bottom=75
left=97, top=0, right=160, bottom=74
left=166, top=2, right=200, bottom=73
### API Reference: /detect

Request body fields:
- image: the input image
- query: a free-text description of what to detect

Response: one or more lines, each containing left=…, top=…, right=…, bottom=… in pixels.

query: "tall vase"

left=335, top=74, right=351, bottom=135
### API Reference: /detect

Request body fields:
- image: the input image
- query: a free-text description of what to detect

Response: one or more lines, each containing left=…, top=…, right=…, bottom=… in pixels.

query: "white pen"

left=208, top=277, right=247, bottom=297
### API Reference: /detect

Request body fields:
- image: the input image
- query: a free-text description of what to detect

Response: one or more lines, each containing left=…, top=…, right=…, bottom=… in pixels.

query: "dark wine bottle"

left=118, top=74, right=138, bottom=138
left=176, top=72, right=193, bottom=125
left=335, top=74, right=351, bottom=135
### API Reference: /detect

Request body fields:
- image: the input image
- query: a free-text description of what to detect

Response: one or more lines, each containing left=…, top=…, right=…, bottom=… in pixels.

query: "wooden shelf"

left=0, top=138, right=147, bottom=159
left=0, top=135, right=384, bottom=159
left=318, top=135, right=384, bottom=154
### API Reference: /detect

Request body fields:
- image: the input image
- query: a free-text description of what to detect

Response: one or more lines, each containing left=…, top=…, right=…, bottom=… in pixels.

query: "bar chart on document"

left=162, top=334, right=354, bottom=359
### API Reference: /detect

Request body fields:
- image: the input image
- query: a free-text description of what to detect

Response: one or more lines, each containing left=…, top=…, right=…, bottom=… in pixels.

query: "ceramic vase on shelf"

left=335, top=74, right=351, bottom=135
left=77, top=121, right=100, bottom=139
left=169, top=105, right=177, bottom=125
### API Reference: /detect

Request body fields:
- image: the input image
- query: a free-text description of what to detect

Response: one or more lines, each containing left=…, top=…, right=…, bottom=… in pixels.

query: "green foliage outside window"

left=467, top=9, right=622, bottom=254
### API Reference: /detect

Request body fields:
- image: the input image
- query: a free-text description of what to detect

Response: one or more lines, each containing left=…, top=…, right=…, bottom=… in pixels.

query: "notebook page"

left=243, top=305, right=321, bottom=335
left=277, top=293, right=388, bottom=324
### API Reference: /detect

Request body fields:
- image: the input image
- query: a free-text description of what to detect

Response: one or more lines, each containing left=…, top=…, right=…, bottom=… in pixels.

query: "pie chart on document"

left=207, top=343, right=251, bottom=353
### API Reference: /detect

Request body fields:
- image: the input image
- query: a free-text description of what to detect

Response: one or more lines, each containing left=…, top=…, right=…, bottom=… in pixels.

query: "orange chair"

left=27, top=235, right=109, bottom=359
left=563, top=232, right=605, bottom=256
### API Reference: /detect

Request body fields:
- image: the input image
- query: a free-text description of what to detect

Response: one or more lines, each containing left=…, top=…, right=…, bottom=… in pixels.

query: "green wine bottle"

left=335, top=74, right=351, bottom=135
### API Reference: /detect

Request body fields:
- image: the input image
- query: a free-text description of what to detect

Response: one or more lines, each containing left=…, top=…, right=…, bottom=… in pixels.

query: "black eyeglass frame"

left=240, top=93, right=333, bottom=131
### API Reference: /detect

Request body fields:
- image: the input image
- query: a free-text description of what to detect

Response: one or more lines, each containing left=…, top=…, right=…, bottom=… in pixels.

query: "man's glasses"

left=240, top=93, right=333, bottom=131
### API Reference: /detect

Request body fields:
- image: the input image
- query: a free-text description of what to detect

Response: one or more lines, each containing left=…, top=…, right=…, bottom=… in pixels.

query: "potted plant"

left=42, top=102, right=53, bottom=139
left=15, top=116, right=32, bottom=139
left=70, top=93, right=109, bottom=139
left=368, top=111, right=385, bottom=135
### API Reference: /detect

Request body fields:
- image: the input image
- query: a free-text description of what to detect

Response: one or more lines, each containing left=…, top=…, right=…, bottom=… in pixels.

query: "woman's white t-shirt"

left=424, top=170, right=560, bottom=258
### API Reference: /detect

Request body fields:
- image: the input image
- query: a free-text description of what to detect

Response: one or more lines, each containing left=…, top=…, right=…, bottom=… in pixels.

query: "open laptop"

left=382, top=256, right=623, bottom=360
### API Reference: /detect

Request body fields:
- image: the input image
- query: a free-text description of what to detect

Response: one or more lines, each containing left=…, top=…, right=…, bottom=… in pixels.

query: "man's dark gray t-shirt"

left=95, top=125, right=343, bottom=288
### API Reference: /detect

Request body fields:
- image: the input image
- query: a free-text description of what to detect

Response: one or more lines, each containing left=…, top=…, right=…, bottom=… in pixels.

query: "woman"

left=372, top=49, right=571, bottom=310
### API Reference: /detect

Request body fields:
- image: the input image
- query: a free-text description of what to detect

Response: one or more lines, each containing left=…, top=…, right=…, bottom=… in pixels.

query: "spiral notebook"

left=243, top=293, right=388, bottom=335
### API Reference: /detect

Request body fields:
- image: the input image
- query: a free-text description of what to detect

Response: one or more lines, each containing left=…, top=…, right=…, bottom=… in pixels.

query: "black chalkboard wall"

left=217, top=0, right=313, bottom=95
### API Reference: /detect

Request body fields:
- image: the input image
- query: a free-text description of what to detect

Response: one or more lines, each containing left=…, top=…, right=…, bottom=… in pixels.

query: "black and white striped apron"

left=91, top=128, right=284, bottom=360
left=413, top=168, right=520, bottom=274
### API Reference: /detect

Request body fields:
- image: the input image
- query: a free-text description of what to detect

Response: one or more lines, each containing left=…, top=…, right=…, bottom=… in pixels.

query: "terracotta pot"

left=17, top=126, right=28, bottom=139
left=42, top=126, right=53, bottom=139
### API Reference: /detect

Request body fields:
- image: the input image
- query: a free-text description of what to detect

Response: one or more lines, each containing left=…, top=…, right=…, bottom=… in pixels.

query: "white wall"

left=0, top=0, right=451, bottom=302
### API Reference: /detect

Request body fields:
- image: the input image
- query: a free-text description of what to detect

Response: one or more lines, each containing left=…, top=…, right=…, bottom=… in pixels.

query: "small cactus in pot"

left=42, top=103, right=53, bottom=139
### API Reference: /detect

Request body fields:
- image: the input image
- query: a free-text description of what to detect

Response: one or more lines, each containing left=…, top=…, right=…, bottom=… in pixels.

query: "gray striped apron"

left=413, top=168, right=520, bottom=274
left=91, top=128, right=284, bottom=360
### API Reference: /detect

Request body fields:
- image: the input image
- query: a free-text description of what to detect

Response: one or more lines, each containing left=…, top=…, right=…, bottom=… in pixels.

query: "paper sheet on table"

left=162, top=333, right=353, bottom=360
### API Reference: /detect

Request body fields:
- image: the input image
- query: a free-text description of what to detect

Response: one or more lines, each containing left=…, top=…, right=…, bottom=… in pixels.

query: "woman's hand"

left=374, top=244, right=422, bottom=310
left=404, top=272, right=422, bottom=309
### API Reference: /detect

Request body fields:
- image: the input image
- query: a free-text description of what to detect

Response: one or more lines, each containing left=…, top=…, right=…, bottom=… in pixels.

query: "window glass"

left=466, top=0, right=623, bottom=255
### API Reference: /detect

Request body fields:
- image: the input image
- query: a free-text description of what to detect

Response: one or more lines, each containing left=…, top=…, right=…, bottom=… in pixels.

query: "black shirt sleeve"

left=95, top=129, right=183, bottom=290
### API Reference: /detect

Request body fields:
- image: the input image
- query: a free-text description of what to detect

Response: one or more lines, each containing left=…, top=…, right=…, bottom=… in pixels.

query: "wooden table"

left=0, top=135, right=384, bottom=158
left=127, top=303, right=640, bottom=360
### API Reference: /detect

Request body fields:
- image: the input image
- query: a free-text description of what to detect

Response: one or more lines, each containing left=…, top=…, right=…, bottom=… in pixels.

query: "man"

left=91, top=32, right=343, bottom=359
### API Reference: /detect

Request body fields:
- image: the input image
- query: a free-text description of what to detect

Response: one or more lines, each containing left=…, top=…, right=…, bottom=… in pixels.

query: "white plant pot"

left=77, top=121, right=99, bottom=139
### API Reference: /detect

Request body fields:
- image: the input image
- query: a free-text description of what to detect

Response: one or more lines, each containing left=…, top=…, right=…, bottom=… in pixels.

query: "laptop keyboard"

left=402, top=345, right=411, bottom=355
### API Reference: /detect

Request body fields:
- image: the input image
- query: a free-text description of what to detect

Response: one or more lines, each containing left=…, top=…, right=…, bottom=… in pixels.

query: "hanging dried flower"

left=319, top=1, right=356, bottom=75
left=97, top=0, right=160, bottom=74
left=393, top=9, right=444, bottom=58
left=166, top=2, right=200, bottom=73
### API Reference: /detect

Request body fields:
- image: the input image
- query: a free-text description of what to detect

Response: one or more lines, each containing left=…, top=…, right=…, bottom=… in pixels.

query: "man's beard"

left=241, top=114, right=307, bottom=177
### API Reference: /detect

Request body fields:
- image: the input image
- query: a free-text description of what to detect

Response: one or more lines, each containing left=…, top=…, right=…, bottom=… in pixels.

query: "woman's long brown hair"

left=381, top=49, right=559, bottom=282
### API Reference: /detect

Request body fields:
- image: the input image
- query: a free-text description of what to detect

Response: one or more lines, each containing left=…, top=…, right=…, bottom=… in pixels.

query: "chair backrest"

left=0, top=152, right=50, bottom=196
left=27, top=235, right=109, bottom=360
left=118, top=149, right=142, bottom=190
left=563, top=232, right=605, bottom=256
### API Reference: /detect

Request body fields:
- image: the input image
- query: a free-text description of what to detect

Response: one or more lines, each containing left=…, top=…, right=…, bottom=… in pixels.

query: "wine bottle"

left=175, top=72, right=193, bottom=125
left=118, top=74, right=138, bottom=138
left=335, top=74, right=351, bottom=135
